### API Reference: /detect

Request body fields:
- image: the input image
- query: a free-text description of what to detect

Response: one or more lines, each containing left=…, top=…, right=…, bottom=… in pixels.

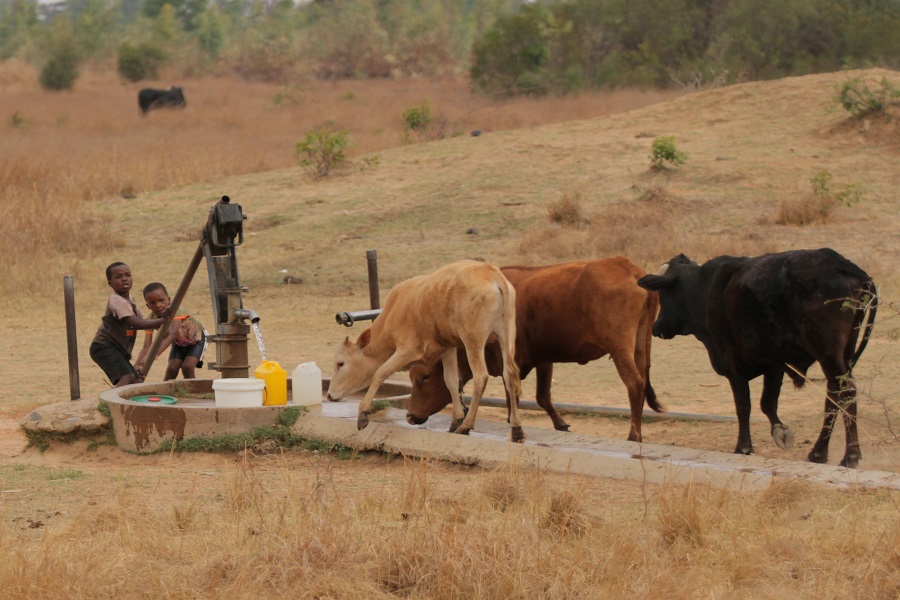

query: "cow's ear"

left=357, top=328, right=372, bottom=349
left=637, top=274, right=673, bottom=291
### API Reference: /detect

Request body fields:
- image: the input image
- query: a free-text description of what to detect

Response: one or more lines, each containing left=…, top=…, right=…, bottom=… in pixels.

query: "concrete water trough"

left=102, top=379, right=900, bottom=492
left=101, top=377, right=410, bottom=454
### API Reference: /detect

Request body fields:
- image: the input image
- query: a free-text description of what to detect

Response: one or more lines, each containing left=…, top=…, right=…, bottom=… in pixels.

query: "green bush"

left=117, top=42, right=167, bottom=83
left=39, top=49, right=79, bottom=91
left=295, top=129, right=350, bottom=178
left=836, top=76, right=900, bottom=120
left=402, top=100, right=433, bottom=141
left=775, top=170, right=864, bottom=225
left=649, top=135, right=688, bottom=169
left=470, top=4, right=551, bottom=97
left=810, top=170, right=863, bottom=209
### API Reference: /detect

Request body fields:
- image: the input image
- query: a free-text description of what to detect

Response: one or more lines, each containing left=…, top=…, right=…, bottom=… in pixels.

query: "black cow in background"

left=637, top=248, right=877, bottom=468
left=138, top=87, right=186, bottom=115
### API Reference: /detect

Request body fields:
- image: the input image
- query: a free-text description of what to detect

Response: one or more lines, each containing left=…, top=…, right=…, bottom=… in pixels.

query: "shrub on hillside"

left=775, top=170, right=864, bottom=226
left=402, top=100, right=433, bottom=141
left=296, top=129, right=350, bottom=178
left=39, top=47, right=79, bottom=90
left=38, top=16, right=80, bottom=91
left=117, top=42, right=167, bottom=82
left=649, top=136, right=688, bottom=169
left=835, top=76, right=900, bottom=120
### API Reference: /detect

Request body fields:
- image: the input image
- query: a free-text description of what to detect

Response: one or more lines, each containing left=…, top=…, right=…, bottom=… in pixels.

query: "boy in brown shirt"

left=135, top=282, right=207, bottom=381
left=89, top=262, right=167, bottom=388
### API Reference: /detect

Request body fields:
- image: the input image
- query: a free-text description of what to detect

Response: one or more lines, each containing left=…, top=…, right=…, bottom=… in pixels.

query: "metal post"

left=63, top=275, right=80, bottom=400
left=366, top=249, right=380, bottom=310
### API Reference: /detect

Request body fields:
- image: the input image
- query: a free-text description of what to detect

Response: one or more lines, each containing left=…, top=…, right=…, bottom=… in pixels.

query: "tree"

left=0, top=0, right=38, bottom=60
left=470, top=3, right=552, bottom=96
left=39, top=16, right=81, bottom=90
left=73, top=0, right=122, bottom=61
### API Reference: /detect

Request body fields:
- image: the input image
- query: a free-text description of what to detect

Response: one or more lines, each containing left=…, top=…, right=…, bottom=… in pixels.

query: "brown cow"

left=407, top=257, right=662, bottom=442
left=326, top=260, right=525, bottom=441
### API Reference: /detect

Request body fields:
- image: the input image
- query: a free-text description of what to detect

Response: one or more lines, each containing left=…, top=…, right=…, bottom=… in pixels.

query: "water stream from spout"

left=251, top=322, right=267, bottom=361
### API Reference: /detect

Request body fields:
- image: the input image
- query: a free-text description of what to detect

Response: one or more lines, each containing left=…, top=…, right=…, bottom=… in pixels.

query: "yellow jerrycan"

left=254, top=360, right=287, bottom=406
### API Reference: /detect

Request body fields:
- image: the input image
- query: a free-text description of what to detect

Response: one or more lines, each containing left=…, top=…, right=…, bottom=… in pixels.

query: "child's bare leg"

left=114, top=374, right=139, bottom=388
left=164, top=359, right=181, bottom=381
left=181, top=356, right=199, bottom=379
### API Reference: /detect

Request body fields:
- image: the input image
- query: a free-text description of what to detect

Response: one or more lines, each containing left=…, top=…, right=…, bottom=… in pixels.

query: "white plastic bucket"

left=292, top=362, right=323, bottom=406
left=213, top=378, right=265, bottom=408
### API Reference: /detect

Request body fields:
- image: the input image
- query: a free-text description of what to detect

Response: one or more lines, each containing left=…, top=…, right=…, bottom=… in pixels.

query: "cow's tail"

left=498, top=276, right=522, bottom=402
left=642, top=289, right=664, bottom=413
left=850, top=280, right=878, bottom=370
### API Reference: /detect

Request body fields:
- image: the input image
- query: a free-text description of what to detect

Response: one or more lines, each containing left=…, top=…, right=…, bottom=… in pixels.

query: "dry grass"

left=519, top=189, right=778, bottom=269
left=546, top=191, right=591, bottom=227
left=0, top=61, right=681, bottom=296
left=775, top=193, right=838, bottom=225
left=1, top=457, right=898, bottom=599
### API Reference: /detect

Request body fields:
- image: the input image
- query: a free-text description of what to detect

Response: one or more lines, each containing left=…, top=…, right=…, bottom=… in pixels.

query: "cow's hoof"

left=839, top=454, right=860, bottom=469
left=454, top=426, right=472, bottom=436
left=771, top=424, right=795, bottom=450
left=807, top=449, right=828, bottom=464
left=449, top=418, right=464, bottom=433
left=357, top=414, right=370, bottom=430
left=555, top=423, right=571, bottom=432
left=734, top=445, right=753, bottom=456
left=510, top=426, right=525, bottom=443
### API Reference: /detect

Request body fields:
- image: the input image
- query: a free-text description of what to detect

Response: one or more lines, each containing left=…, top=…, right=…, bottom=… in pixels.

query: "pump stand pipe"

left=233, top=308, right=260, bottom=324
left=140, top=197, right=230, bottom=378
left=336, top=309, right=382, bottom=327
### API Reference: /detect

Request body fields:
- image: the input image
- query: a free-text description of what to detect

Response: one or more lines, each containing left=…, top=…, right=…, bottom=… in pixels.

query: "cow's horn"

left=658, top=263, right=670, bottom=275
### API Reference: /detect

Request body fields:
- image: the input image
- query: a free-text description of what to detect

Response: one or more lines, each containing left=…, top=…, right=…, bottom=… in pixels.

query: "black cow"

left=138, top=87, right=186, bottom=115
left=637, top=248, right=877, bottom=468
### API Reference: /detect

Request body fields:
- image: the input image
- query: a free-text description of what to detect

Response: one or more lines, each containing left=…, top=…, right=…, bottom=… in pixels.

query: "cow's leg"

left=811, top=358, right=861, bottom=468
left=357, top=350, right=417, bottom=430
left=760, top=368, right=794, bottom=449
left=728, top=377, right=754, bottom=455
left=837, top=373, right=861, bottom=469
left=502, top=354, right=524, bottom=443
left=610, top=351, right=646, bottom=442
left=440, top=350, right=466, bottom=433
left=454, top=345, right=489, bottom=437
left=535, top=364, right=569, bottom=431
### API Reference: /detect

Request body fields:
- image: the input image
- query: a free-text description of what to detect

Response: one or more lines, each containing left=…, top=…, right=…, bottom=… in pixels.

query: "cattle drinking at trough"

left=406, top=257, right=662, bottom=441
left=326, top=260, right=525, bottom=442
left=637, top=248, right=877, bottom=468
left=138, top=87, right=187, bottom=115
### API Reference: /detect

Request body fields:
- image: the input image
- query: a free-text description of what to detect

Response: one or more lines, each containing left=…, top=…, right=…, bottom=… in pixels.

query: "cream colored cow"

left=326, top=260, right=524, bottom=442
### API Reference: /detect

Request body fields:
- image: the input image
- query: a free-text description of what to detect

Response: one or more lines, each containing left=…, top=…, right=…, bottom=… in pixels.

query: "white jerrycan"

left=292, top=362, right=323, bottom=406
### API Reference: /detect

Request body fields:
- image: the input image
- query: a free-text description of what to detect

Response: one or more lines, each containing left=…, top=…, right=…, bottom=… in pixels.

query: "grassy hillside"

left=1, top=68, right=898, bottom=600
left=2, top=67, right=898, bottom=456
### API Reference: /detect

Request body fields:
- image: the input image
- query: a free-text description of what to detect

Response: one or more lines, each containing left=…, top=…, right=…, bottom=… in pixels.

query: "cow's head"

left=406, top=361, right=453, bottom=425
left=325, top=329, right=379, bottom=401
left=637, top=254, right=699, bottom=340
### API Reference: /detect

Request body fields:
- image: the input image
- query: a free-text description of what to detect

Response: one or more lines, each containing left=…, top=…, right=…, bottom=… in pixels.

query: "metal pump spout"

left=233, top=308, right=260, bottom=324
